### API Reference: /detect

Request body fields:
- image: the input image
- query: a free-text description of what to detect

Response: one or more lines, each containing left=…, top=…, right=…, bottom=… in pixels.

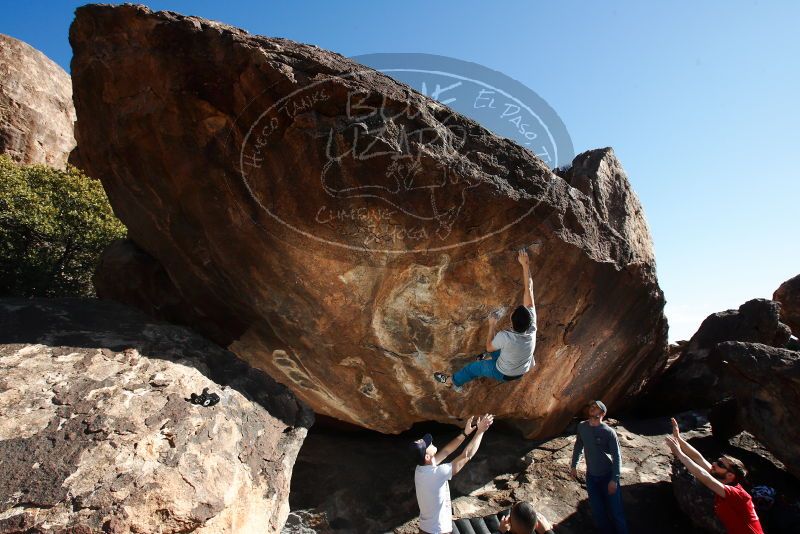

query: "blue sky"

left=3, top=1, right=798, bottom=341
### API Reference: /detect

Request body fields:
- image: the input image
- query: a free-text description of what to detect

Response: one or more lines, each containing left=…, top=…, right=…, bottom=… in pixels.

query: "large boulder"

left=715, top=341, right=800, bottom=480
left=643, top=299, right=791, bottom=413
left=774, top=274, right=800, bottom=336
left=0, top=298, right=313, bottom=533
left=0, top=34, right=76, bottom=168
left=72, top=4, right=667, bottom=437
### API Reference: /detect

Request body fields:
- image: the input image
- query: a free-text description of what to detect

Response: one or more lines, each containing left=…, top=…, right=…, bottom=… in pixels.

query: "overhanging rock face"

left=73, top=4, right=667, bottom=437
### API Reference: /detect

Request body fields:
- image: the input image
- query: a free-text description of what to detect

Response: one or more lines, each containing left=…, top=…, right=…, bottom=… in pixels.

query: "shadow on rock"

left=0, top=298, right=314, bottom=429
left=555, top=480, right=696, bottom=533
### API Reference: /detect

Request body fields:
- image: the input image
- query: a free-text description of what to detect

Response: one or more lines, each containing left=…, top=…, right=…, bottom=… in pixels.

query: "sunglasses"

left=713, top=458, right=730, bottom=470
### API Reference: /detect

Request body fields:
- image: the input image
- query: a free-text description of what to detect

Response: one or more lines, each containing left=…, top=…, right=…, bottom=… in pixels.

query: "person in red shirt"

left=665, top=417, right=764, bottom=534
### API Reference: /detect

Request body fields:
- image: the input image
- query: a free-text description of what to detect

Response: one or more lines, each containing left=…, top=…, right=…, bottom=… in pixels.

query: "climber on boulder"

left=434, top=248, right=537, bottom=392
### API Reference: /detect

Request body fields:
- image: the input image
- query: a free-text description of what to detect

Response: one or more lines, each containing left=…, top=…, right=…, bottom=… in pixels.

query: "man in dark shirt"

left=570, top=400, right=628, bottom=534
left=666, top=417, right=764, bottom=534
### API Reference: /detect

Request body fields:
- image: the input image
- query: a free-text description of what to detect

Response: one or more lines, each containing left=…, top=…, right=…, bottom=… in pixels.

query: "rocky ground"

left=284, top=412, right=800, bottom=533
left=0, top=298, right=313, bottom=534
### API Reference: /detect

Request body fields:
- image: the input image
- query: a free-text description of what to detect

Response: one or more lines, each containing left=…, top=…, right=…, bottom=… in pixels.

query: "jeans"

left=452, top=350, right=505, bottom=387
left=586, top=473, right=628, bottom=534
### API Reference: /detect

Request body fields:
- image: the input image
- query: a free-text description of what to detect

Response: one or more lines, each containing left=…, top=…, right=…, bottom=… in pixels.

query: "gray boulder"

left=0, top=298, right=313, bottom=533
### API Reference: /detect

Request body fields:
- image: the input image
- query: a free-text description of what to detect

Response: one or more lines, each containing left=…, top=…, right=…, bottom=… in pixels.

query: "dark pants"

left=586, top=473, right=628, bottom=534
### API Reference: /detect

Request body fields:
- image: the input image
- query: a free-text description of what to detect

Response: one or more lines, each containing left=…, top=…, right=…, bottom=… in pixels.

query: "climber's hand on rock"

left=488, top=315, right=498, bottom=328
left=608, top=480, right=618, bottom=495
left=464, top=416, right=475, bottom=435
left=517, top=248, right=529, bottom=268
left=570, top=467, right=578, bottom=480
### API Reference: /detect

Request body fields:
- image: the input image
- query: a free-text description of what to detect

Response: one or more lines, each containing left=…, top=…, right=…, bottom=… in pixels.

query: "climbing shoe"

left=189, top=387, right=220, bottom=407
left=433, top=372, right=449, bottom=384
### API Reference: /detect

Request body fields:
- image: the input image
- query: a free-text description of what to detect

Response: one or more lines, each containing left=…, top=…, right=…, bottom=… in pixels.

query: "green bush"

left=0, top=155, right=126, bottom=297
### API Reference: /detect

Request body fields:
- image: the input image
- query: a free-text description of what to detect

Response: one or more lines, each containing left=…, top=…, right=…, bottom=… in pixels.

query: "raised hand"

left=464, top=416, right=476, bottom=436
left=665, top=435, right=680, bottom=455
left=476, top=413, right=494, bottom=433
left=517, top=248, right=529, bottom=268
left=670, top=417, right=681, bottom=439
left=498, top=513, right=511, bottom=532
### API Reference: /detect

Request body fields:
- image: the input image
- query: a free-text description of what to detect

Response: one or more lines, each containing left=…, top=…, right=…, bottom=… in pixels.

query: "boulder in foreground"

left=0, top=298, right=313, bottom=533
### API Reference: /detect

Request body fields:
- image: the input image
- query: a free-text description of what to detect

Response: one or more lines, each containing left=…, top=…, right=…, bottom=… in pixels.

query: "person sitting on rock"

left=498, top=502, right=555, bottom=534
left=665, top=417, right=764, bottom=534
left=411, top=414, right=494, bottom=534
left=434, top=249, right=537, bottom=392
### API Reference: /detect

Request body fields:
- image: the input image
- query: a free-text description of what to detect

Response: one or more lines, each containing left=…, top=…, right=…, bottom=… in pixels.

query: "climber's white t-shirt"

left=493, top=305, right=537, bottom=377
left=414, top=462, right=453, bottom=534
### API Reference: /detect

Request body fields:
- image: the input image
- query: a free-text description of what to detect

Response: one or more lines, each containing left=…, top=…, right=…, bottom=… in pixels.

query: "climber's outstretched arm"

left=518, top=249, right=534, bottom=308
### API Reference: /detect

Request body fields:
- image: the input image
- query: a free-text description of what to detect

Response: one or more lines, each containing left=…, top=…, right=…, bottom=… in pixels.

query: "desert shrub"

left=0, top=155, right=126, bottom=297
